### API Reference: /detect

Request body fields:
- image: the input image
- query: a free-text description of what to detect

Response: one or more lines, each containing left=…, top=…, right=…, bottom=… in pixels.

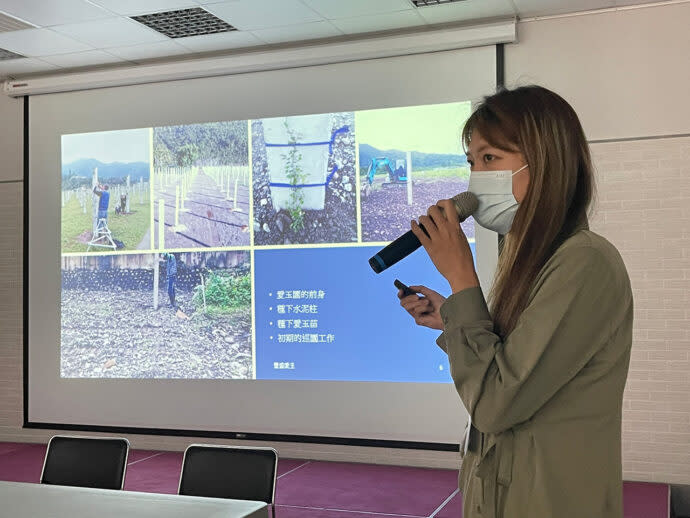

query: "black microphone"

left=368, top=191, right=479, bottom=273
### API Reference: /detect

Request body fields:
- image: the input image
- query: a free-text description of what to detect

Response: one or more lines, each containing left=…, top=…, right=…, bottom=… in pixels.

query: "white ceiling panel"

left=300, top=0, right=413, bottom=20
left=202, top=0, right=323, bottom=30
left=331, top=10, right=426, bottom=35
left=39, top=49, right=125, bottom=68
left=0, top=0, right=111, bottom=27
left=415, top=0, right=515, bottom=24
left=0, top=57, right=59, bottom=77
left=52, top=17, right=169, bottom=48
left=88, top=0, right=201, bottom=16
left=0, top=11, right=36, bottom=31
left=512, top=0, right=616, bottom=17
left=175, top=30, right=263, bottom=52
left=613, top=0, right=670, bottom=6
left=0, top=0, right=676, bottom=80
left=105, top=40, right=191, bottom=61
left=0, top=28, right=91, bottom=56
left=251, top=20, right=342, bottom=44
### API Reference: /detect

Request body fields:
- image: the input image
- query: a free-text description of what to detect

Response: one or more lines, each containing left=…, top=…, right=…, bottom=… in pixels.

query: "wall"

left=0, top=92, right=23, bottom=435
left=1, top=2, right=689, bottom=482
left=505, top=2, right=690, bottom=140
left=590, top=137, right=690, bottom=484
left=505, top=2, right=690, bottom=486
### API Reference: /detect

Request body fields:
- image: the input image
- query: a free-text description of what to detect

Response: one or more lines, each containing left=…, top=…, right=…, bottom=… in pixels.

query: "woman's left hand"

left=411, top=199, right=480, bottom=294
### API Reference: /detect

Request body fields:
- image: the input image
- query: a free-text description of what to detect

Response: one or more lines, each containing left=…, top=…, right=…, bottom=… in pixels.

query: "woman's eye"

left=483, top=154, right=495, bottom=162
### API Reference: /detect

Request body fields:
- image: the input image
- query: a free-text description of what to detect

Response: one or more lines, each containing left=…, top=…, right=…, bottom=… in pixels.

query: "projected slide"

left=60, top=100, right=473, bottom=381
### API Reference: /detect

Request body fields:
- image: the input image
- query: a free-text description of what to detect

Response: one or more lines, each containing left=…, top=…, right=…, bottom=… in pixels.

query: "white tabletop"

left=0, top=481, right=268, bottom=518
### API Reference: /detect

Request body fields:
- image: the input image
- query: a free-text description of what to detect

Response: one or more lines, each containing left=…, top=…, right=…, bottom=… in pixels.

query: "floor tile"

left=276, top=461, right=457, bottom=516
left=124, top=452, right=183, bottom=494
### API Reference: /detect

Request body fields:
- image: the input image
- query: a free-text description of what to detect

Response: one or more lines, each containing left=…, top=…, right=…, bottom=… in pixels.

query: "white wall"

left=0, top=93, right=21, bottom=182
left=507, top=2, right=690, bottom=486
left=0, top=92, right=23, bottom=433
left=505, top=2, right=690, bottom=141
left=0, top=2, right=689, bottom=483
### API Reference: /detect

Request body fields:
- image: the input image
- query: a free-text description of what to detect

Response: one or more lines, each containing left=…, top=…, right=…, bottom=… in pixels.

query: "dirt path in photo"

left=153, top=169, right=250, bottom=249
left=138, top=228, right=152, bottom=250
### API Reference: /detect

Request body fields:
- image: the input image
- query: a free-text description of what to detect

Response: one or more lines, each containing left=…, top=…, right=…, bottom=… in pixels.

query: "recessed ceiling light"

left=411, top=0, right=467, bottom=6
left=131, top=7, right=236, bottom=39
left=0, top=47, right=26, bottom=61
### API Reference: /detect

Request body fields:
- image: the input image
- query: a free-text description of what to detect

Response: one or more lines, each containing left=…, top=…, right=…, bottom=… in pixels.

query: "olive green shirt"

left=437, top=230, right=633, bottom=518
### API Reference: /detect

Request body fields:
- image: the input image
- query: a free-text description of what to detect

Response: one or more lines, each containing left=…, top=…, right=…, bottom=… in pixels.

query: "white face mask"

left=468, top=164, right=528, bottom=235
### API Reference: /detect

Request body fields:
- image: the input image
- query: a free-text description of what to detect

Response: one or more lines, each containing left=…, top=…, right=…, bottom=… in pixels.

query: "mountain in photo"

left=62, top=158, right=150, bottom=181
left=358, top=144, right=467, bottom=170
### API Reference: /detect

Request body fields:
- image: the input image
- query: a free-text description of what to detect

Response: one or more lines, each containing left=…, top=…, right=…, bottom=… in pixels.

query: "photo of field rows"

left=152, top=121, right=250, bottom=250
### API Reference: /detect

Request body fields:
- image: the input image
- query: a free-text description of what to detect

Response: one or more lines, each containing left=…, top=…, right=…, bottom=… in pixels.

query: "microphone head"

left=451, top=191, right=479, bottom=222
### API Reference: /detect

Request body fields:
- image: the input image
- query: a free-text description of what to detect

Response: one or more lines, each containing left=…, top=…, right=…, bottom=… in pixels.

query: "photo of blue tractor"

left=362, top=157, right=410, bottom=199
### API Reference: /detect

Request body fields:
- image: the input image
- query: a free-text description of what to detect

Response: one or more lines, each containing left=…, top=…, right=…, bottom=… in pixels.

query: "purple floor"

left=0, top=442, right=669, bottom=517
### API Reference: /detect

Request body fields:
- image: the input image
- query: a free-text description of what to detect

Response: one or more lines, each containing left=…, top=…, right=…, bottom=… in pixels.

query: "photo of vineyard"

left=60, top=251, right=253, bottom=379
left=61, top=128, right=151, bottom=253
left=152, top=121, right=250, bottom=250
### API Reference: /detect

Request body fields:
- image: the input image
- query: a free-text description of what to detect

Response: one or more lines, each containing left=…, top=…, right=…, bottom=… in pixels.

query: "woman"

left=400, top=86, right=632, bottom=517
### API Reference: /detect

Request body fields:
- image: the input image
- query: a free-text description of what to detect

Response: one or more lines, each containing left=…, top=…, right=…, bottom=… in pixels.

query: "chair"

left=40, top=435, right=130, bottom=490
left=178, top=444, right=278, bottom=516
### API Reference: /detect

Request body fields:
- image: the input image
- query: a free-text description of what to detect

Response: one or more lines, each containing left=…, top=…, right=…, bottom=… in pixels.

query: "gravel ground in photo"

left=253, top=113, right=358, bottom=245
left=361, top=178, right=475, bottom=242
left=61, top=289, right=252, bottom=379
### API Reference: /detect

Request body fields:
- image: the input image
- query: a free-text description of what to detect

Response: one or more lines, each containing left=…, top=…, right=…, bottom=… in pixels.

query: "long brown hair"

left=462, top=86, right=594, bottom=337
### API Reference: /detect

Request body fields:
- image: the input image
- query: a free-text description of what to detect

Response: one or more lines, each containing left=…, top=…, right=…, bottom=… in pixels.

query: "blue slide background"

left=254, top=243, right=476, bottom=383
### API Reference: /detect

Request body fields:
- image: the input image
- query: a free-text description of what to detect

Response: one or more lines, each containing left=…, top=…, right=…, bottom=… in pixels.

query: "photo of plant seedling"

left=253, top=112, right=357, bottom=245
left=358, top=102, right=475, bottom=242
left=60, top=251, right=253, bottom=379
left=61, top=128, right=152, bottom=253
left=153, top=121, right=250, bottom=249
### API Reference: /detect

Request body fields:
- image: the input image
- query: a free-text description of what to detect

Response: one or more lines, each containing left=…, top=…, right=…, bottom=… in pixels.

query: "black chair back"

left=178, top=444, right=278, bottom=508
left=40, top=435, right=130, bottom=490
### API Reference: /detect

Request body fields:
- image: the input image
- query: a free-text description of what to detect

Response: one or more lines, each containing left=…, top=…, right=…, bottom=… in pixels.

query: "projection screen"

left=27, top=45, right=497, bottom=446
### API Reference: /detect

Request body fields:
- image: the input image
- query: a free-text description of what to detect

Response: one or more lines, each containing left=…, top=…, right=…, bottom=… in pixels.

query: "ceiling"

left=0, top=0, right=675, bottom=80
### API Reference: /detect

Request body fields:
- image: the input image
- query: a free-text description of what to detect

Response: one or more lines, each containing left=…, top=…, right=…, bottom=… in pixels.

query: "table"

left=0, top=481, right=268, bottom=518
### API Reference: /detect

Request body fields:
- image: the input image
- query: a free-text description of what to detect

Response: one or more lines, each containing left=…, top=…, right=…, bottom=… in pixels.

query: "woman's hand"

left=411, top=199, right=480, bottom=294
left=399, top=285, right=446, bottom=331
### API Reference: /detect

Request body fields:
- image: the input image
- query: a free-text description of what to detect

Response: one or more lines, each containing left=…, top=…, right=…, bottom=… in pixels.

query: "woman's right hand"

left=398, top=285, right=446, bottom=331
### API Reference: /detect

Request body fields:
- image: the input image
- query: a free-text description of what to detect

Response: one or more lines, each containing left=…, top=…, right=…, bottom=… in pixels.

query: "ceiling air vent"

left=0, top=47, right=25, bottom=61
left=131, top=7, right=236, bottom=39
left=411, top=0, right=467, bottom=6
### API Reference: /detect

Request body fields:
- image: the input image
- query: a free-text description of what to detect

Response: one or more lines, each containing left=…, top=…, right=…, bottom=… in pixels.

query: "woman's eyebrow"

left=466, top=144, right=490, bottom=158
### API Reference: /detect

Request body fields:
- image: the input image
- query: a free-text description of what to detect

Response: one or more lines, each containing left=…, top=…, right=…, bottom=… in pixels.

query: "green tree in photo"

left=192, top=271, right=251, bottom=315
left=282, top=120, right=307, bottom=232
left=176, top=143, right=200, bottom=167
left=153, top=121, right=248, bottom=169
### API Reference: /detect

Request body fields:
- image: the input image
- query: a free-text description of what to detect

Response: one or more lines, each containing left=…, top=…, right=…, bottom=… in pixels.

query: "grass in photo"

left=61, top=128, right=152, bottom=253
